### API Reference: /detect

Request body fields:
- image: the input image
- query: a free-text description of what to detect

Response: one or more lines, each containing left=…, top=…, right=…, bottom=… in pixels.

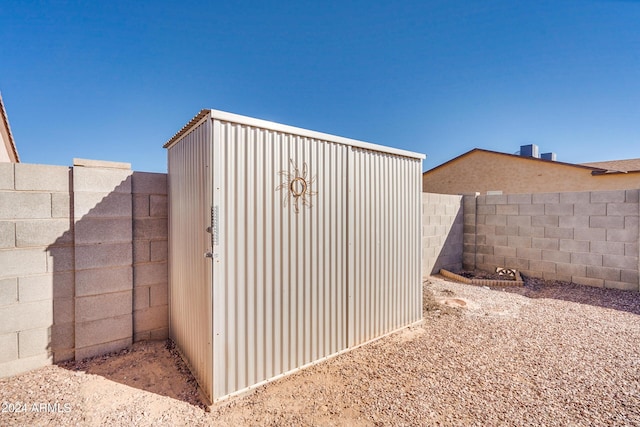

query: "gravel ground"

left=2, top=275, right=640, bottom=426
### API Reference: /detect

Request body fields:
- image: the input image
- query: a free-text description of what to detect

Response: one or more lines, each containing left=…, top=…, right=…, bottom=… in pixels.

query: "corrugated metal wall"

left=167, top=110, right=423, bottom=403
left=167, top=117, right=213, bottom=399
left=347, top=148, right=423, bottom=347
left=211, top=120, right=349, bottom=399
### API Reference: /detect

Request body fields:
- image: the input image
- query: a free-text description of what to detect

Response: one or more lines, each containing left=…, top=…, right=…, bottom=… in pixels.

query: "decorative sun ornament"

left=276, top=159, right=317, bottom=214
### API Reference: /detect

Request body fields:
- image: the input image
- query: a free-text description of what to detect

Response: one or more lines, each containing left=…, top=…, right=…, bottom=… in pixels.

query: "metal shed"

left=164, top=109, right=425, bottom=403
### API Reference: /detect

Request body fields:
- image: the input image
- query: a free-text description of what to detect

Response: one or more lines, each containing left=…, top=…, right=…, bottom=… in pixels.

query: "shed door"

left=211, top=122, right=349, bottom=400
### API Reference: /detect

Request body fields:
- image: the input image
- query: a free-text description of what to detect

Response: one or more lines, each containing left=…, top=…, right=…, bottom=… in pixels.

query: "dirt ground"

left=2, top=275, right=640, bottom=426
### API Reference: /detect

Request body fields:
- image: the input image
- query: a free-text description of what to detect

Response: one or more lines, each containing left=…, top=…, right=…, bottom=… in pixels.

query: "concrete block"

left=132, top=172, right=167, bottom=195
left=507, top=216, right=531, bottom=227
left=134, top=305, right=168, bottom=333
left=571, top=252, right=602, bottom=266
left=518, top=204, right=545, bottom=216
left=51, top=323, right=74, bottom=352
left=532, top=193, right=559, bottom=204
left=18, top=275, right=53, bottom=302
left=133, top=240, right=151, bottom=263
left=625, top=243, right=639, bottom=257
left=532, top=238, right=559, bottom=250
left=51, top=272, right=74, bottom=300
left=590, top=190, right=625, bottom=203
left=603, top=254, right=637, bottom=270
left=53, top=348, right=75, bottom=363
left=545, top=204, right=573, bottom=216
left=75, top=337, right=132, bottom=361
left=16, top=219, right=72, bottom=247
left=133, top=194, right=150, bottom=217
left=621, top=269, right=639, bottom=285
left=0, top=300, right=53, bottom=335
left=486, top=215, right=507, bottom=226
left=559, top=192, right=590, bottom=204
left=532, top=215, right=558, bottom=227
left=0, top=192, right=51, bottom=219
left=544, top=227, right=574, bottom=239
left=516, top=226, right=545, bottom=238
left=607, top=203, right=638, bottom=217
left=556, top=263, right=586, bottom=277
left=73, top=167, right=132, bottom=194
left=590, top=241, right=625, bottom=256
left=15, top=164, right=70, bottom=192
left=572, top=203, right=607, bottom=216
left=76, top=265, right=133, bottom=296
left=46, top=246, right=74, bottom=273
left=75, top=314, right=132, bottom=349
left=74, top=192, right=132, bottom=219
left=482, top=254, right=505, bottom=266
left=625, top=216, right=639, bottom=231
left=74, top=218, right=131, bottom=244
left=150, top=328, right=169, bottom=340
left=625, top=190, right=639, bottom=203
left=558, top=216, right=589, bottom=228
left=542, top=250, right=571, bottom=263
left=18, top=327, right=50, bottom=358
left=507, top=194, right=531, bottom=204
left=559, top=239, right=590, bottom=253
left=0, top=278, right=18, bottom=306
left=150, top=195, right=168, bottom=218
left=476, top=245, right=494, bottom=255
left=76, top=291, right=132, bottom=323
left=0, top=332, right=18, bottom=363
left=508, top=235, right=532, bottom=248
left=494, top=225, right=519, bottom=236
left=54, top=297, right=74, bottom=324
left=0, top=352, right=52, bottom=378
left=505, top=257, right=529, bottom=271
left=485, top=194, right=508, bottom=205
left=74, top=158, right=131, bottom=169
left=149, top=284, right=167, bottom=307
left=496, top=204, right=518, bottom=215
left=494, top=246, right=517, bottom=257
left=75, top=242, right=132, bottom=270
left=590, top=216, right=624, bottom=229
left=0, top=248, right=47, bottom=278
left=572, top=276, right=604, bottom=288
left=574, top=228, right=606, bottom=242
left=476, top=214, right=486, bottom=225
left=543, top=272, right=572, bottom=282
left=51, top=193, right=71, bottom=218
left=486, top=234, right=507, bottom=246
left=529, top=260, right=557, bottom=274
left=133, top=218, right=167, bottom=240
left=587, top=265, right=621, bottom=281
left=134, top=262, right=168, bottom=287
left=134, top=287, right=150, bottom=311
left=604, top=280, right=639, bottom=292
left=606, top=229, right=637, bottom=243
left=477, top=205, right=496, bottom=215
left=515, top=247, right=541, bottom=260
left=0, top=163, right=14, bottom=190
left=0, top=221, right=15, bottom=248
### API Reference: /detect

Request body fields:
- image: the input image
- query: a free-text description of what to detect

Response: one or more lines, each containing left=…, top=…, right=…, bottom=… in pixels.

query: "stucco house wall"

left=423, top=149, right=640, bottom=195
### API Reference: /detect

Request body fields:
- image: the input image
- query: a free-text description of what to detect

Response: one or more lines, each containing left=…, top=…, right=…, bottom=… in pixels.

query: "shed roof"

left=164, top=109, right=425, bottom=160
left=0, top=92, right=19, bottom=162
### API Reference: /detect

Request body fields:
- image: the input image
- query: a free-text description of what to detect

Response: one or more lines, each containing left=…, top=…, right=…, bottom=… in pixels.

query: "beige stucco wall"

left=423, top=150, right=640, bottom=195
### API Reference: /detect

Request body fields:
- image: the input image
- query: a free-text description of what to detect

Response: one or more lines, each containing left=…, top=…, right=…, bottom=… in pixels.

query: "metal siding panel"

left=213, top=121, right=349, bottom=401
left=167, top=118, right=213, bottom=402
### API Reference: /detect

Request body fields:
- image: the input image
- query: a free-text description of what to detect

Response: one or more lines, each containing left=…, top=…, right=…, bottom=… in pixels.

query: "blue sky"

left=1, top=0, right=639, bottom=173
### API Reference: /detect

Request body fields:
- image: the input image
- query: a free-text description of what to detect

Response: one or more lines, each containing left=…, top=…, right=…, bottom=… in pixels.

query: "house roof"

left=0, top=92, right=19, bottom=162
left=424, top=148, right=606, bottom=175
left=580, top=159, right=640, bottom=174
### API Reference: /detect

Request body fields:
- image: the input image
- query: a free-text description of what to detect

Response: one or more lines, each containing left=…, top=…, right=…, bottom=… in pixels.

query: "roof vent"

left=541, top=152, right=556, bottom=161
left=520, top=144, right=539, bottom=158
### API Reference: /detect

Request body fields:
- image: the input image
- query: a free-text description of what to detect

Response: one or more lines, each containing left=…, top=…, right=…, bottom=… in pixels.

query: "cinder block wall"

left=422, top=193, right=463, bottom=277
left=464, top=190, right=640, bottom=291
left=0, top=161, right=168, bottom=378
